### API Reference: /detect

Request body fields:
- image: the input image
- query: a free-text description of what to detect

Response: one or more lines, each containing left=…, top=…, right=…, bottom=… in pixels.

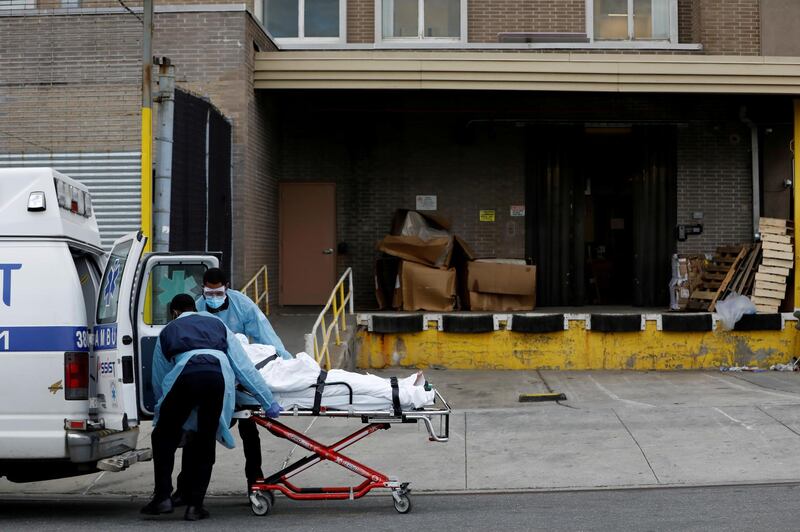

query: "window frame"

left=586, top=0, right=678, bottom=44
left=0, top=0, right=35, bottom=11
left=375, top=0, right=468, bottom=44
left=259, top=0, right=346, bottom=44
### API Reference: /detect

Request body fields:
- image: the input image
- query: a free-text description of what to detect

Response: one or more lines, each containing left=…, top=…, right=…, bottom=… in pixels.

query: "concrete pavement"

left=4, top=370, right=800, bottom=497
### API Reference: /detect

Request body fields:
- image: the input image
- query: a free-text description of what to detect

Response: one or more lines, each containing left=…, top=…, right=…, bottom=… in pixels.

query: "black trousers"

left=177, top=414, right=264, bottom=493
left=151, top=370, right=224, bottom=506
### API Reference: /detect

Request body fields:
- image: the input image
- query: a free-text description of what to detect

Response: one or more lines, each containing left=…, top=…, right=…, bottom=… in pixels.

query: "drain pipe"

left=153, top=58, right=175, bottom=252
left=740, top=106, right=761, bottom=240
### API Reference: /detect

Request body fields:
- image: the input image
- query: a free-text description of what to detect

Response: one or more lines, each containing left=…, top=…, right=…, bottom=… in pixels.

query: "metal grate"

left=0, top=152, right=141, bottom=248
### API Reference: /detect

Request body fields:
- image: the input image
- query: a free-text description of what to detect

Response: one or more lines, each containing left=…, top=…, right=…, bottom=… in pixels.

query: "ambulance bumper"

left=66, top=426, right=139, bottom=463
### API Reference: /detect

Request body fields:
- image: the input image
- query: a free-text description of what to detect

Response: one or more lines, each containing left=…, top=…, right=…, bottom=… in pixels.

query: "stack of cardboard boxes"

left=374, top=210, right=537, bottom=312
left=669, top=254, right=707, bottom=311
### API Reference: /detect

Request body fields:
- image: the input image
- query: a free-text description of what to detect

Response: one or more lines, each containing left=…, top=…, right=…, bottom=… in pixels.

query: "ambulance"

left=0, top=168, right=217, bottom=482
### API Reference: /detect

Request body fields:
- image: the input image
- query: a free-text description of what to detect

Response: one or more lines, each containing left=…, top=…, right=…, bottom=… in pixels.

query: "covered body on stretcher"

left=234, top=334, right=434, bottom=412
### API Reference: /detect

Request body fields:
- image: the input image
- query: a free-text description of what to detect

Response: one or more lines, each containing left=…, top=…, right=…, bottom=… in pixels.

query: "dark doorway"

left=526, top=126, right=677, bottom=307
left=583, top=129, right=635, bottom=305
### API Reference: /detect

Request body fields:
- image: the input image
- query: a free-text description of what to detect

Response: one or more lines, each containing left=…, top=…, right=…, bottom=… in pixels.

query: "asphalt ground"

left=2, top=483, right=800, bottom=531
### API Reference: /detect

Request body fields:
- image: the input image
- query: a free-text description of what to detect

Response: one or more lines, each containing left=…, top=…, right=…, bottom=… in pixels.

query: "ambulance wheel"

left=393, top=493, right=412, bottom=514
left=250, top=492, right=273, bottom=516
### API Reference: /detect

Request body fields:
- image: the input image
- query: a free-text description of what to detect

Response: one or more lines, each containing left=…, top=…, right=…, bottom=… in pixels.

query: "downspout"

left=740, top=106, right=761, bottom=240
left=153, top=58, right=175, bottom=252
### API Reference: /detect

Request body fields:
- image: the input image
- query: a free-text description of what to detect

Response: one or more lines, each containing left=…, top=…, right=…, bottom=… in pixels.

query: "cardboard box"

left=390, top=209, right=451, bottom=235
left=377, top=235, right=454, bottom=268
left=466, top=260, right=536, bottom=311
left=400, top=261, right=456, bottom=311
left=669, top=254, right=706, bottom=310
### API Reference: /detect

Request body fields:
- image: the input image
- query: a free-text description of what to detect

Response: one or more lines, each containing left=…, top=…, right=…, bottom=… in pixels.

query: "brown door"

left=279, top=183, right=336, bottom=305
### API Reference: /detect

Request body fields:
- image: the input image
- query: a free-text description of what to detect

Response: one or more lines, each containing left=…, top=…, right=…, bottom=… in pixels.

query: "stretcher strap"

left=255, top=354, right=278, bottom=370
left=312, top=369, right=328, bottom=415
left=390, top=377, right=401, bottom=417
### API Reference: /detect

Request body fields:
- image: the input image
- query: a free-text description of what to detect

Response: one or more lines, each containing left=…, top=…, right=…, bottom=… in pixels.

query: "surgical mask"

left=205, top=296, right=226, bottom=309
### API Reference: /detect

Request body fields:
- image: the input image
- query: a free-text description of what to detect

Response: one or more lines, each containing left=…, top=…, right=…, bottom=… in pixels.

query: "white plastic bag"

left=715, top=293, right=756, bottom=331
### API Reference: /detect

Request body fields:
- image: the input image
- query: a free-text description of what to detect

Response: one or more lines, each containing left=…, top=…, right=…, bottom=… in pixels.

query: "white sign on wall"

left=416, top=195, right=437, bottom=211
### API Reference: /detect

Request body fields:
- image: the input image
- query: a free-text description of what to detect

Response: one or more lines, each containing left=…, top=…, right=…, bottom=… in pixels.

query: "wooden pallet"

left=751, top=217, right=794, bottom=313
left=687, top=245, right=749, bottom=311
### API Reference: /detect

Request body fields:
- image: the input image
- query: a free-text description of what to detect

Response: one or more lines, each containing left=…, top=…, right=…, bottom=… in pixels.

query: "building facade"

left=1, top=0, right=800, bottom=310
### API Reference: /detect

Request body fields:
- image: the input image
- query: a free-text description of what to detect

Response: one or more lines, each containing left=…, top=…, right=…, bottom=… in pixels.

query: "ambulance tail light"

left=64, top=352, right=89, bottom=401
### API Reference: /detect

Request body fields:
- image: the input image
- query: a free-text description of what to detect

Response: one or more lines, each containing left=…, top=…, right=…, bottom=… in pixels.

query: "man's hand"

left=265, top=402, right=282, bottom=419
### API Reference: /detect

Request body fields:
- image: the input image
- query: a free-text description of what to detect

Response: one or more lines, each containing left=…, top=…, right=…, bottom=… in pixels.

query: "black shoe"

left=170, top=492, right=188, bottom=507
left=184, top=506, right=210, bottom=521
left=140, top=497, right=173, bottom=515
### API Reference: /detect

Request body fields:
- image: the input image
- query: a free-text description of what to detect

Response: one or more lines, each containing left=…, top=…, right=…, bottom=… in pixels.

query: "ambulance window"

left=96, top=240, right=133, bottom=324
left=144, top=263, right=207, bottom=325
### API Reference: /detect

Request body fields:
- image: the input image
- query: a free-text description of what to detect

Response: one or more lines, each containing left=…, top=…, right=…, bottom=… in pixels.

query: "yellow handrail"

left=240, top=265, right=270, bottom=316
left=306, top=268, right=354, bottom=370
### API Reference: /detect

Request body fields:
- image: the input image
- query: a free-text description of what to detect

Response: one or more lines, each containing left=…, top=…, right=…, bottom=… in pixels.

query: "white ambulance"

left=0, top=168, right=217, bottom=482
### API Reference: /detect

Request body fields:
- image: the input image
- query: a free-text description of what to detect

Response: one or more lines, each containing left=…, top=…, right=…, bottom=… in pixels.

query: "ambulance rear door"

left=93, top=232, right=147, bottom=431
left=133, top=253, right=219, bottom=418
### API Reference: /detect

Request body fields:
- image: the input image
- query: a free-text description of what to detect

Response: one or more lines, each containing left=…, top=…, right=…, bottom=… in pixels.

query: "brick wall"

left=698, top=0, right=761, bottom=55
left=347, top=0, right=374, bottom=43
left=468, top=0, right=585, bottom=42
left=242, top=16, right=283, bottom=306
left=0, top=13, right=141, bottom=153
left=676, top=122, right=754, bottom=253
left=0, top=9, right=279, bottom=289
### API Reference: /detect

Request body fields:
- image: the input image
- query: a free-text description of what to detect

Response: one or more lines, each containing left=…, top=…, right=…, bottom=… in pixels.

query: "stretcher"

left=238, top=386, right=451, bottom=517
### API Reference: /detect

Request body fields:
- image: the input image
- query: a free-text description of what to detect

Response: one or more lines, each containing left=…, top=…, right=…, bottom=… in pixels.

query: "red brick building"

left=2, top=0, right=800, bottom=309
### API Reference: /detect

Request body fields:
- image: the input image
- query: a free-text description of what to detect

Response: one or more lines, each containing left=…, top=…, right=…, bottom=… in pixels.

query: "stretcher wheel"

left=250, top=491, right=273, bottom=516
left=393, top=493, right=412, bottom=514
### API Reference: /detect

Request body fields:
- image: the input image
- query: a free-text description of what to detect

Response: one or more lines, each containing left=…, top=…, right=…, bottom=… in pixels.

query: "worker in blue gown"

left=192, top=267, right=292, bottom=494
left=141, top=294, right=281, bottom=521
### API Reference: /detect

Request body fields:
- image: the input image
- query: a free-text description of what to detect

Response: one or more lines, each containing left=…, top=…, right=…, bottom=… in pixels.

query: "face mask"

left=205, top=296, right=226, bottom=309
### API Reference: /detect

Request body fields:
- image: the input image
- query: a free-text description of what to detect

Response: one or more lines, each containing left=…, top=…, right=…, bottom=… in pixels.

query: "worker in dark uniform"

left=141, top=294, right=280, bottom=521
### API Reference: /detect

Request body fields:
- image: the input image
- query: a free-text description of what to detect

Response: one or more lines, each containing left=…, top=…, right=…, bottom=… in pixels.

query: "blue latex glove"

left=265, top=403, right=282, bottom=419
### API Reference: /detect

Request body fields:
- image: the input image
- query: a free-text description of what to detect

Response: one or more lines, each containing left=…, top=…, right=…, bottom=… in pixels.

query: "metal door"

left=279, top=183, right=336, bottom=305
left=93, top=232, right=147, bottom=431
left=134, top=253, right=219, bottom=418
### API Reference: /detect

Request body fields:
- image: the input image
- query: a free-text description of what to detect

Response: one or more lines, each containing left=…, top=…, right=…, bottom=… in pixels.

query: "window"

left=264, top=0, right=343, bottom=40
left=144, top=264, right=207, bottom=325
left=96, top=240, right=133, bottom=324
left=381, top=0, right=462, bottom=39
left=0, top=0, right=35, bottom=10
left=592, top=0, right=673, bottom=41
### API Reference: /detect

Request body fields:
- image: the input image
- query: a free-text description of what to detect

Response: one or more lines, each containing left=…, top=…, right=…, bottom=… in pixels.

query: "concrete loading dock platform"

left=355, top=311, right=800, bottom=370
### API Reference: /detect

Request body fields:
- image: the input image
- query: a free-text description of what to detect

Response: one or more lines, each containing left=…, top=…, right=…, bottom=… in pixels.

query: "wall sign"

left=479, top=210, right=496, bottom=222
left=416, top=195, right=437, bottom=211
left=510, top=205, right=525, bottom=217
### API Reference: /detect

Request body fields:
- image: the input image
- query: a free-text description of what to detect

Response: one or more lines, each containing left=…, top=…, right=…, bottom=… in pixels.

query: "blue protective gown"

left=196, top=289, right=292, bottom=360
left=151, top=311, right=275, bottom=449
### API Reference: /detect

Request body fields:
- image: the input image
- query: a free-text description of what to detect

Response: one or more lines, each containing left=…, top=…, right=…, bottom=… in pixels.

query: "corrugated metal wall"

left=0, top=152, right=141, bottom=248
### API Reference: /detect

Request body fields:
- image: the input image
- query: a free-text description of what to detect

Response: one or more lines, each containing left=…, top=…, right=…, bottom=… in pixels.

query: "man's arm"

left=240, top=296, right=292, bottom=359
left=225, top=326, right=276, bottom=411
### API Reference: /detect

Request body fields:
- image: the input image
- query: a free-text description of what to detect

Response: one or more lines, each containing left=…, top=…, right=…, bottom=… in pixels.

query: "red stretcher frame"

left=245, top=391, right=450, bottom=516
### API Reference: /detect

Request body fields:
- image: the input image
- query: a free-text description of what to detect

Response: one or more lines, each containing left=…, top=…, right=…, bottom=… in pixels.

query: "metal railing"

left=305, top=268, right=354, bottom=370
left=241, top=265, right=270, bottom=316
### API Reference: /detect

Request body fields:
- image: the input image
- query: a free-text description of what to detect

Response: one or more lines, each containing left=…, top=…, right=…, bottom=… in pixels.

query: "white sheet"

left=236, top=334, right=434, bottom=410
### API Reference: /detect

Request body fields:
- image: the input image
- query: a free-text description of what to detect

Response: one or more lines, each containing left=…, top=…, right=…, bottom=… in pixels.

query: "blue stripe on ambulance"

left=0, top=326, right=90, bottom=352
left=93, top=324, right=118, bottom=351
